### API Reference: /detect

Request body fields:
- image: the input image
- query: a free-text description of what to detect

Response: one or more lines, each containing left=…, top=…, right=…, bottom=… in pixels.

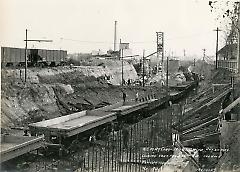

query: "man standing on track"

left=123, top=92, right=126, bottom=103
left=135, top=92, right=139, bottom=102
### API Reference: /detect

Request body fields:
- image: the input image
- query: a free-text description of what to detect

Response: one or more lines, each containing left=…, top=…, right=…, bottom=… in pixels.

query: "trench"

left=39, top=106, right=176, bottom=172
left=3, top=85, right=210, bottom=172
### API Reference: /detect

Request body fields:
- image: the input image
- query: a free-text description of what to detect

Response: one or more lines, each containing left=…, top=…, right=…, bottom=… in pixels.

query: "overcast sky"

left=0, top=0, right=226, bottom=59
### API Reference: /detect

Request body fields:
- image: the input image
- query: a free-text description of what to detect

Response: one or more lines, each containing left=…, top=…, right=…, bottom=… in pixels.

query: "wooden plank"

left=221, top=97, right=240, bottom=115
left=182, top=125, right=217, bottom=140
left=182, top=117, right=218, bottom=135
left=66, top=115, right=116, bottom=137
left=180, top=116, right=215, bottom=132
left=182, top=132, right=219, bottom=146
left=1, top=136, right=44, bottom=163
left=173, top=88, right=231, bottom=128
left=29, top=110, right=87, bottom=128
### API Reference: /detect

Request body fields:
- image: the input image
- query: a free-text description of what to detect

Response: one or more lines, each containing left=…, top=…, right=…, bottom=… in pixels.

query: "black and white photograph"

left=0, top=0, right=240, bottom=171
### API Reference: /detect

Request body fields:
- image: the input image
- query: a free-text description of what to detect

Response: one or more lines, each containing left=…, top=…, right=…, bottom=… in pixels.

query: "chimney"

left=114, top=21, right=117, bottom=51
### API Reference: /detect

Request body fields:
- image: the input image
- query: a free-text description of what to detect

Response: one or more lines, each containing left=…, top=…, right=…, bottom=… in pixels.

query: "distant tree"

left=209, top=1, right=240, bottom=45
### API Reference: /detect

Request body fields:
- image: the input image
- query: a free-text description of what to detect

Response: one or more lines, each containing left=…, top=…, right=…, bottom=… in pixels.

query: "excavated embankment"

left=1, top=61, right=164, bottom=129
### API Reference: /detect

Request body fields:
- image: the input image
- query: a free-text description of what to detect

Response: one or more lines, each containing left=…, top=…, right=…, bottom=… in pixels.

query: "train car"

left=1, top=47, right=29, bottom=67
left=1, top=46, right=67, bottom=67
left=53, top=50, right=61, bottom=66
left=62, top=50, right=67, bottom=62
left=38, top=49, right=47, bottom=62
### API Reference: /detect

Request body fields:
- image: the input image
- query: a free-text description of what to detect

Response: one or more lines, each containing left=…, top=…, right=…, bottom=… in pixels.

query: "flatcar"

left=1, top=46, right=67, bottom=67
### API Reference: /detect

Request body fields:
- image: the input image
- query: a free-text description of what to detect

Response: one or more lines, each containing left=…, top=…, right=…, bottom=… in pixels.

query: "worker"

left=89, top=132, right=96, bottom=146
left=19, top=69, right=22, bottom=80
left=135, top=92, right=139, bottom=102
left=23, top=130, right=29, bottom=136
left=122, top=124, right=129, bottom=150
left=127, top=79, right=131, bottom=85
left=123, top=92, right=126, bottom=103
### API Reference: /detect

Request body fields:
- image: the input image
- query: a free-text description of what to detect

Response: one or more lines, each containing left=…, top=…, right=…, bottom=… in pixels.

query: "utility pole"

left=238, top=27, right=240, bottom=73
left=202, top=48, right=206, bottom=61
left=24, top=29, right=52, bottom=82
left=194, top=58, right=196, bottom=67
left=120, top=39, right=123, bottom=86
left=237, top=3, right=240, bottom=73
left=214, top=27, right=222, bottom=69
left=142, top=50, right=145, bottom=87
left=166, top=55, right=169, bottom=95
left=25, top=29, right=28, bottom=82
left=183, top=49, right=186, bottom=58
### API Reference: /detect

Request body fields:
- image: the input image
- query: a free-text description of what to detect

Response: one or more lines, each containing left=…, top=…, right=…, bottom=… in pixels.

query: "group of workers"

left=122, top=91, right=139, bottom=103
left=88, top=122, right=130, bottom=150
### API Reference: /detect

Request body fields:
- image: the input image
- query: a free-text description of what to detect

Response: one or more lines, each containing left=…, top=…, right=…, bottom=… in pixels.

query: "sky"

left=0, top=0, right=227, bottom=60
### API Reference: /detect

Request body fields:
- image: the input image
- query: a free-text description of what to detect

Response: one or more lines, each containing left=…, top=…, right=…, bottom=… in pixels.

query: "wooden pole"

left=213, top=27, right=221, bottom=69
left=120, top=39, right=123, bottom=86
left=25, top=29, right=28, bottom=82
left=237, top=3, right=240, bottom=73
left=166, top=55, right=169, bottom=95
left=142, top=50, right=145, bottom=87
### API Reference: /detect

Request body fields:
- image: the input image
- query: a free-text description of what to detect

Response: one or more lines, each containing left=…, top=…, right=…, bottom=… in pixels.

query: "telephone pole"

left=183, top=49, right=186, bottom=58
left=24, top=29, right=52, bottom=82
left=237, top=3, right=240, bottom=73
left=166, top=55, right=169, bottom=95
left=214, top=27, right=222, bottom=69
left=25, top=29, right=28, bottom=82
left=202, top=48, right=206, bottom=61
left=142, top=50, right=145, bottom=87
left=120, top=39, right=123, bottom=86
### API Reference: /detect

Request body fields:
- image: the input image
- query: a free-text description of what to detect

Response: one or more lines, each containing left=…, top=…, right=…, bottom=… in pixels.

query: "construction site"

left=1, top=1, right=240, bottom=172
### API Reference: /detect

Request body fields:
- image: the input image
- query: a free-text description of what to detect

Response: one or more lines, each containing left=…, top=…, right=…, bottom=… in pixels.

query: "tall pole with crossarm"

left=24, top=29, right=52, bottom=82
left=214, top=27, right=222, bottom=69
left=120, top=39, right=123, bottom=86
left=25, top=29, right=28, bottom=82
left=142, top=50, right=145, bottom=87
left=237, top=3, right=240, bottom=73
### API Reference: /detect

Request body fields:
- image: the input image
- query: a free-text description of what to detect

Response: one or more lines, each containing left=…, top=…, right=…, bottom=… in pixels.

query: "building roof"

left=218, top=43, right=237, bottom=55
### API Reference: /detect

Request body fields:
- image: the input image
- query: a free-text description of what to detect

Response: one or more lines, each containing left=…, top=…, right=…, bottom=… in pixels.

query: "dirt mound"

left=189, top=60, right=214, bottom=80
left=211, top=68, right=233, bottom=84
left=1, top=82, right=60, bottom=128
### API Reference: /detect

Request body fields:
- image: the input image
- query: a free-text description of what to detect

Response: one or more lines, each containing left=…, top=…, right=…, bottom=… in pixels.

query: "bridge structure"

left=172, top=85, right=232, bottom=146
left=1, top=81, right=197, bottom=164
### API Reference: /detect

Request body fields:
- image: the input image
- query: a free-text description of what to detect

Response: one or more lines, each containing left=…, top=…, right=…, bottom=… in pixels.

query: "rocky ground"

left=1, top=61, right=165, bottom=130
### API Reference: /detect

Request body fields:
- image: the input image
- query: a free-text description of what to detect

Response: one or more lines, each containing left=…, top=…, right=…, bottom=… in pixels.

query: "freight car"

left=1, top=47, right=67, bottom=67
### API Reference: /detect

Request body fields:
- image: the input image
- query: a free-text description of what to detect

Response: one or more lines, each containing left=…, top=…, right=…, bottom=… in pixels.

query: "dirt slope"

left=1, top=61, right=164, bottom=129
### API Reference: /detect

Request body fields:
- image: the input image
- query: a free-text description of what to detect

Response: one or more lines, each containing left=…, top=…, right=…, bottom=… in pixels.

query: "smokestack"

left=114, top=21, right=117, bottom=51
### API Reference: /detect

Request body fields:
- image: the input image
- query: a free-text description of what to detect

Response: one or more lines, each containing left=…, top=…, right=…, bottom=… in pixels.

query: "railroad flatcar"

left=1, top=47, right=67, bottom=67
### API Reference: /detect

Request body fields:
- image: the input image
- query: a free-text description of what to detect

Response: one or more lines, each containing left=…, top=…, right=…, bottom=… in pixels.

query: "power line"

left=59, top=31, right=215, bottom=45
